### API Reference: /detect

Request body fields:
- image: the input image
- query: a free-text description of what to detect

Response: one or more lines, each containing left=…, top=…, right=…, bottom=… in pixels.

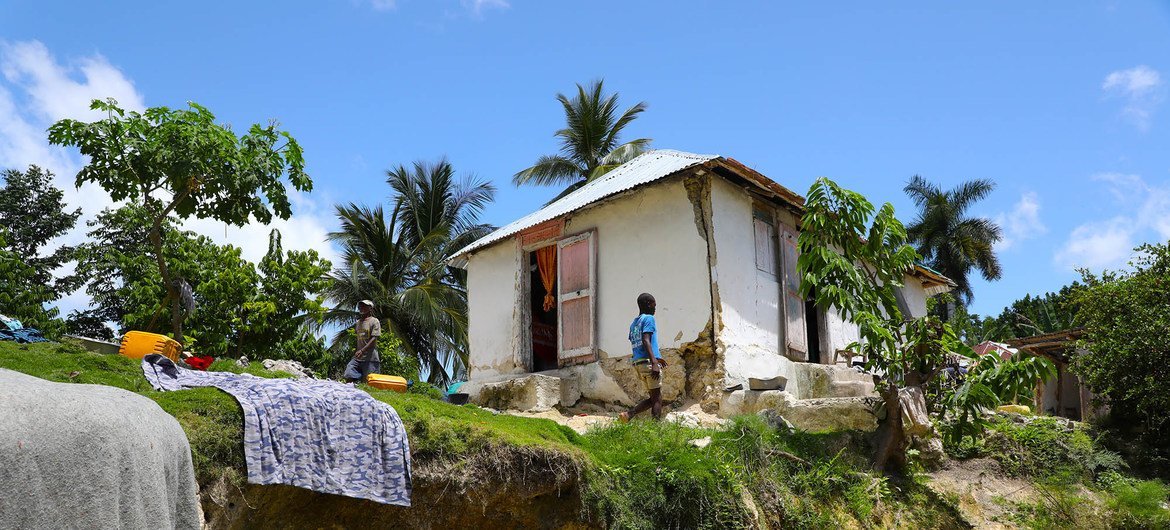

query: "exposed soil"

left=925, top=458, right=1040, bottom=529
left=200, top=444, right=593, bottom=530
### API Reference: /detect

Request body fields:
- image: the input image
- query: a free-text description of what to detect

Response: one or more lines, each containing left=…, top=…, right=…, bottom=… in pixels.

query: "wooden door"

left=780, top=224, right=808, bottom=361
left=557, top=231, right=596, bottom=364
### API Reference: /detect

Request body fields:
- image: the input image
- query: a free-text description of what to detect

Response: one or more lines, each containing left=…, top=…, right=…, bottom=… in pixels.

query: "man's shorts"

left=344, top=357, right=382, bottom=381
left=634, top=360, right=662, bottom=391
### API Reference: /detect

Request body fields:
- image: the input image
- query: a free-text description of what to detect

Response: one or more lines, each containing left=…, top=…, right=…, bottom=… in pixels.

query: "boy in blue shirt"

left=619, top=293, right=667, bottom=422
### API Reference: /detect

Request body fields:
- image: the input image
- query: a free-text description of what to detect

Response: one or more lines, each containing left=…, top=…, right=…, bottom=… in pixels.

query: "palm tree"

left=322, top=159, right=494, bottom=386
left=904, top=176, right=1003, bottom=308
left=513, top=79, right=650, bottom=201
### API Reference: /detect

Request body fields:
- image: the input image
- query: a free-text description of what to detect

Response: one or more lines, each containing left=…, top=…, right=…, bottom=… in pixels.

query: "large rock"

left=475, top=374, right=570, bottom=412
left=0, top=369, right=201, bottom=529
left=721, top=389, right=879, bottom=432
left=261, top=358, right=315, bottom=379
left=784, top=397, right=880, bottom=432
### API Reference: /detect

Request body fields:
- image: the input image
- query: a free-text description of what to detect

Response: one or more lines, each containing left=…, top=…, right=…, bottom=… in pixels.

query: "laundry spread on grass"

left=0, top=327, right=48, bottom=343
left=141, top=354, right=412, bottom=506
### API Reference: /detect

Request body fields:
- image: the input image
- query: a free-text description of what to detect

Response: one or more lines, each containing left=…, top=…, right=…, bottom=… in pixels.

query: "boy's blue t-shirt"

left=629, top=314, right=660, bottom=361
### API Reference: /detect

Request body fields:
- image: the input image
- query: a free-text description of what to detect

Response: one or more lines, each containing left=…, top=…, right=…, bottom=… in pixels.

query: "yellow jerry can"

left=366, top=374, right=408, bottom=393
left=119, top=331, right=182, bottom=363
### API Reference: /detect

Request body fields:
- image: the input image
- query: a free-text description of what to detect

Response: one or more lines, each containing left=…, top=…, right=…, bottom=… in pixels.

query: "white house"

left=451, top=150, right=953, bottom=416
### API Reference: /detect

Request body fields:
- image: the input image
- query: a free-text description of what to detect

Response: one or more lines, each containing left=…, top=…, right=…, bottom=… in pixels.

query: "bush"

left=1074, top=242, right=1170, bottom=446
left=1108, top=479, right=1170, bottom=528
left=984, top=415, right=1124, bottom=483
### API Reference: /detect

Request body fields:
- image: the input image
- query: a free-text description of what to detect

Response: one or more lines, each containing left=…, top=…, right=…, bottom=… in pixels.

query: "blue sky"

left=1, top=1, right=1168, bottom=318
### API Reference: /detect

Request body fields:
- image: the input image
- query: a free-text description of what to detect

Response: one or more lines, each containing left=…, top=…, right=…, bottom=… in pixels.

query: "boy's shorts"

left=634, top=360, right=662, bottom=391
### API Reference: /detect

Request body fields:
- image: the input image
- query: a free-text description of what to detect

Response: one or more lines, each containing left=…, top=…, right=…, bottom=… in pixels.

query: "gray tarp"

left=0, top=369, right=200, bottom=529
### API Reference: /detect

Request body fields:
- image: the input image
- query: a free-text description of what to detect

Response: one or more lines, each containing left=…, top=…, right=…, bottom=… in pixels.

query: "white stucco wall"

left=562, top=178, right=713, bottom=361
left=465, top=177, right=714, bottom=392
left=708, top=177, right=939, bottom=394
left=466, top=236, right=525, bottom=379
left=709, top=177, right=800, bottom=389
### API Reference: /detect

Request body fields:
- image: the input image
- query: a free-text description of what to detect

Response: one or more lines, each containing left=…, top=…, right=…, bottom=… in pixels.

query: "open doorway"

left=529, top=246, right=559, bottom=372
left=804, top=288, right=822, bottom=364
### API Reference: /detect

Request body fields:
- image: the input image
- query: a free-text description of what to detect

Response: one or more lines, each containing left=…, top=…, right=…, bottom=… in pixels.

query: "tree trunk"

left=148, top=222, right=182, bottom=345
left=873, top=385, right=907, bottom=473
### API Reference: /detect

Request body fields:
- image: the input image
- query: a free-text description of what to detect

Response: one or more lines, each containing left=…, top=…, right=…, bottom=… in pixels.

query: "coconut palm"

left=513, top=79, right=650, bottom=201
left=904, top=176, right=1003, bottom=307
left=323, top=159, right=494, bottom=385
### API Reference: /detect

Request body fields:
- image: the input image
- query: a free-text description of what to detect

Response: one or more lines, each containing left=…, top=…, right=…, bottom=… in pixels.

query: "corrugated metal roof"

left=451, top=149, right=718, bottom=261
left=449, top=148, right=957, bottom=294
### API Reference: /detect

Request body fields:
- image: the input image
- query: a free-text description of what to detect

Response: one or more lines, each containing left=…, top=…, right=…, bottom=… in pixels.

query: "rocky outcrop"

left=260, top=359, right=314, bottom=379
left=720, top=389, right=880, bottom=433
left=473, top=373, right=581, bottom=412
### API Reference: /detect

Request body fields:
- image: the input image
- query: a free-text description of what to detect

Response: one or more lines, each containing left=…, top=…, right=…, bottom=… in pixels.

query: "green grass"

left=2, top=342, right=963, bottom=528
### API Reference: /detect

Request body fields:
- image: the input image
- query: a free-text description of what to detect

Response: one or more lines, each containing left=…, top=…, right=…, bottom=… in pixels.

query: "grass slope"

left=3, top=341, right=964, bottom=528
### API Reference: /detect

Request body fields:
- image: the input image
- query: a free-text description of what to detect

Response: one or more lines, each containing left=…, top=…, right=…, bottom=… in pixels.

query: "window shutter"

left=753, top=218, right=777, bottom=277
left=780, top=225, right=807, bottom=360
left=557, top=231, right=596, bottom=364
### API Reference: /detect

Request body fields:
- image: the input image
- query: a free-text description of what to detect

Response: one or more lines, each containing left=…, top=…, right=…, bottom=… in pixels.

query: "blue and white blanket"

left=141, top=354, right=411, bottom=506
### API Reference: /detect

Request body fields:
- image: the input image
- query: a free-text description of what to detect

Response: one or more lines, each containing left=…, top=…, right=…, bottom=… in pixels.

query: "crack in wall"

left=685, top=173, right=726, bottom=412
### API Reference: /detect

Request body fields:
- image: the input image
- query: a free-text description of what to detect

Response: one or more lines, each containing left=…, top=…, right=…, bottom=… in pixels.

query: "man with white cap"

left=344, top=300, right=382, bottom=383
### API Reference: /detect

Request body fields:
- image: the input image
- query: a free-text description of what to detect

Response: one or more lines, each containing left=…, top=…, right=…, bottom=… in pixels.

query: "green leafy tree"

left=799, top=177, right=930, bottom=472
left=904, top=176, right=1003, bottom=309
left=943, top=350, right=1055, bottom=446
left=0, top=165, right=81, bottom=297
left=942, top=296, right=1011, bottom=344
left=1074, top=242, right=1170, bottom=445
left=994, top=284, right=1082, bottom=338
left=76, top=208, right=331, bottom=360
left=0, top=232, right=61, bottom=336
left=513, top=80, right=650, bottom=201
left=48, top=99, right=310, bottom=343
left=239, top=230, right=331, bottom=359
left=323, top=159, right=494, bottom=386
left=800, top=178, right=1051, bottom=472
left=63, top=310, right=114, bottom=341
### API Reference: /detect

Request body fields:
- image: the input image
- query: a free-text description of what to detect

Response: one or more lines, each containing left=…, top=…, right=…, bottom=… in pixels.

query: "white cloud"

left=1054, top=217, right=1134, bottom=270
left=0, top=41, right=338, bottom=316
left=1103, top=65, right=1161, bottom=97
left=1054, top=173, right=1170, bottom=271
left=1102, top=65, right=1163, bottom=130
left=462, top=0, right=509, bottom=14
left=367, top=0, right=396, bottom=11
left=181, top=191, right=340, bottom=267
left=994, top=191, right=1046, bottom=251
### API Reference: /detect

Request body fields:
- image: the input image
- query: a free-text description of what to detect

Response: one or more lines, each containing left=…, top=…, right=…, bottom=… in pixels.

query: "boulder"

left=475, top=374, right=567, bottom=412
left=722, top=389, right=879, bottom=432
left=784, top=397, right=880, bottom=432
left=261, top=359, right=314, bottom=379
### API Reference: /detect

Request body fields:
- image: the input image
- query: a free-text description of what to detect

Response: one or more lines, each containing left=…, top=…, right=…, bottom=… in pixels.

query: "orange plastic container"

left=366, top=374, right=408, bottom=393
left=119, top=331, right=182, bottom=362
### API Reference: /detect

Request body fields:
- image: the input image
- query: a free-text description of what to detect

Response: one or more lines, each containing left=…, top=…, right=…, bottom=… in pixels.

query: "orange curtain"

left=536, top=246, right=557, bottom=312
